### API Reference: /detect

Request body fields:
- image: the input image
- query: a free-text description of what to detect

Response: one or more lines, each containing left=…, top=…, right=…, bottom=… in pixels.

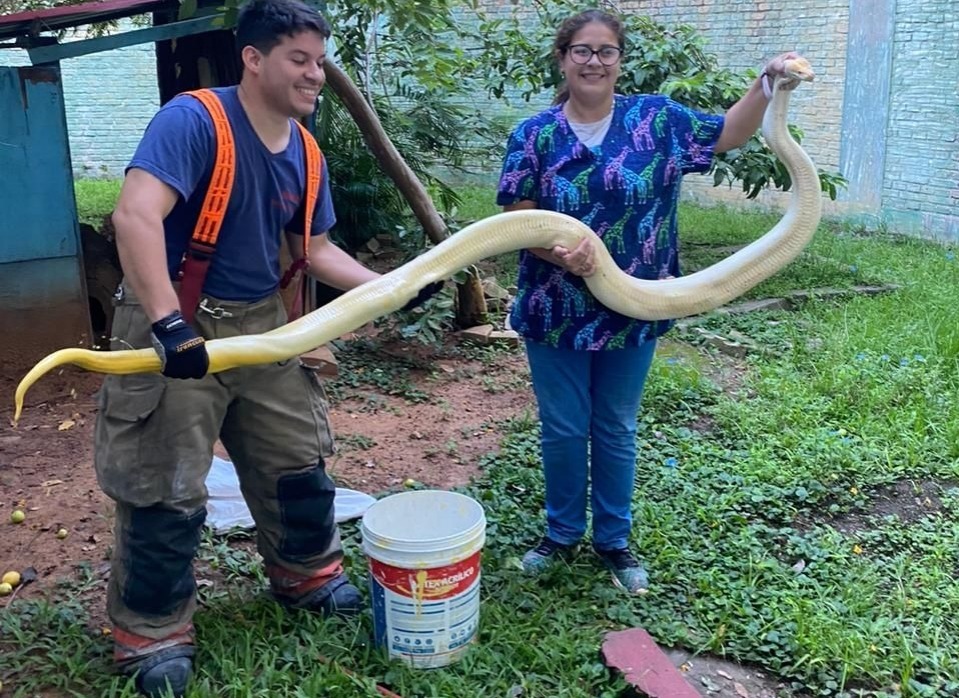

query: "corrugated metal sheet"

left=0, top=0, right=169, bottom=41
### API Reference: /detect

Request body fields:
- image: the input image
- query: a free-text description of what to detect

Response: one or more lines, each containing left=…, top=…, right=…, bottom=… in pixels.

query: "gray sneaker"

left=522, top=536, right=577, bottom=574
left=595, top=547, right=649, bottom=594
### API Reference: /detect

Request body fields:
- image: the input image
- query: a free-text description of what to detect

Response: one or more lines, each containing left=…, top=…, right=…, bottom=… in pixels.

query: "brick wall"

left=882, top=0, right=959, bottom=238
left=2, top=4, right=957, bottom=239
left=608, top=0, right=848, bottom=217
left=620, top=0, right=848, bottom=174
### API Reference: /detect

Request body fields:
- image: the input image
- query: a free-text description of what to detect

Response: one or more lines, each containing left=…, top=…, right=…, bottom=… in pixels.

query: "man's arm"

left=288, top=232, right=443, bottom=310
left=112, top=167, right=208, bottom=379
left=288, top=231, right=380, bottom=290
left=112, top=168, right=181, bottom=322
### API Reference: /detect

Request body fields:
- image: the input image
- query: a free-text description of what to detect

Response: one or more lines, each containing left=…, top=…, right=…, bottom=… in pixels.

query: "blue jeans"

left=525, top=339, right=657, bottom=551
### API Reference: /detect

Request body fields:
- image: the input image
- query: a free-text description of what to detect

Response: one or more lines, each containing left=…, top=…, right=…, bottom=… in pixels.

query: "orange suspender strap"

left=176, top=89, right=236, bottom=324
left=174, top=89, right=320, bottom=323
left=281, top=120, right=323, bottom=321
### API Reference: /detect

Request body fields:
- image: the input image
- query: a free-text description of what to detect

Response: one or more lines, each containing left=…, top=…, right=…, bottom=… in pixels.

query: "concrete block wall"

left=588, top=0, right=849, bottom=216
left=882, top=0, right=959, bottom=238
left=0, top=21, right=159, bottom=178
left=619, top=0, right=848, bottom=174
left=439, top=1, right=552, bottom=184
left=62, top=36, right=160, bottom=178
left=1, top=3, right=956, bottom=238
left=462, top=0, right=851, bottom=214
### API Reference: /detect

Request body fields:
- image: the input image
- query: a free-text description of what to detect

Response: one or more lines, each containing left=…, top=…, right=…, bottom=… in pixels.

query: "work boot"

left=274, top=572, right=363, bottom=617
left=121, top=645, right=194, bottom=698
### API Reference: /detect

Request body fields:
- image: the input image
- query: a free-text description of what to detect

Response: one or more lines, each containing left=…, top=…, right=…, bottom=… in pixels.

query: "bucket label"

left=371, top=553, right=479, bottom=601
left=369, top=551, right=481, bottom=668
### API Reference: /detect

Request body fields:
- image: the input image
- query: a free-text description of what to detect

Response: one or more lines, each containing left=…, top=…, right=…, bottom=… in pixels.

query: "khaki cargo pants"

left=95, top=285, right=340, bottom=647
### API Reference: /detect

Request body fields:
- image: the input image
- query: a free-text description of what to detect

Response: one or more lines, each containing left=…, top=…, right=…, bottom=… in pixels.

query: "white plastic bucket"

left=361, top=490, right=486, bottom=668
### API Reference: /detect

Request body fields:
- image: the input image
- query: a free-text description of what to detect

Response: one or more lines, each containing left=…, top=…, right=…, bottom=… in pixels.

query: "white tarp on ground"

left=205, top=456, right=377, bottom=533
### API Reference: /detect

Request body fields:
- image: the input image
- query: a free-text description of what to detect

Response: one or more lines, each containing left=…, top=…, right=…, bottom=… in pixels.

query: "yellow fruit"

left=0, top=582, right=12, bottom=596
left=10, top=509, right=25, bottom=524
left=57, top=527, right=69, bottom=539
left=404, top=478, right=416, bottom=487
left=1, top=571, right=20, bottom=587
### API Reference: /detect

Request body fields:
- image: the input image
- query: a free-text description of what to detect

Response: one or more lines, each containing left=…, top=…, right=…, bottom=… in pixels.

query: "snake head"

left=783, top=57, right=815, bottom=83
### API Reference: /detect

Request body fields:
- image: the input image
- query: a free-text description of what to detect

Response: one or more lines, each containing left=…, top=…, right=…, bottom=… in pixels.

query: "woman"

left=497, top=8, right=802, bottom=594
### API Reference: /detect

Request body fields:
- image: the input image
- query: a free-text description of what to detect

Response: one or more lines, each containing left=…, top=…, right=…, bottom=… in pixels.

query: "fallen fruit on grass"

left=10, top=509, right=25, bottom=524
left=0, top=582, right=12, bottom=596
left=57, top=527, right=69, bottom=539
left=2, top=570, right=21, bottom=587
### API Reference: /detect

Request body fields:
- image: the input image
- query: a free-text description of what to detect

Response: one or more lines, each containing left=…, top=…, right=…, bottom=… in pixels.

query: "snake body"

left=14, top=61, right=820, bottom=422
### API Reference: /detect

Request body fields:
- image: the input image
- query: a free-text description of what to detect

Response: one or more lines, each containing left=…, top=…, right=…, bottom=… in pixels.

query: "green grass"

left=74, top=178, right=122, bottom=228
left=678, top=202, right=888, bottom=299
left=451, top=184, right=501, bottom=224
left=4, top=192, right=958, bottom=697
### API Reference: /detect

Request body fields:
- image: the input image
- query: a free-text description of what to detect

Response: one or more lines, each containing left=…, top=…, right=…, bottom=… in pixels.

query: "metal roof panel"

left=0, top=0, right=173, bottom=41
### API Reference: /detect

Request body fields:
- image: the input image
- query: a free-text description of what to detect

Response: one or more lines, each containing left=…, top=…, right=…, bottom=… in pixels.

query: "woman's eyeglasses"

left=566, top=44, right=624, bottom=66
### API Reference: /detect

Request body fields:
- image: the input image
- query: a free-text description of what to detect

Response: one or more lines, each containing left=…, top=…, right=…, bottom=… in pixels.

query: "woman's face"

left=558, top=21, right=622, bottom=104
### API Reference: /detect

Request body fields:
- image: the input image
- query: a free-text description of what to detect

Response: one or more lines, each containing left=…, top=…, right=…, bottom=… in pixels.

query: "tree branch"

left=322, top=58, right=489, bottom=326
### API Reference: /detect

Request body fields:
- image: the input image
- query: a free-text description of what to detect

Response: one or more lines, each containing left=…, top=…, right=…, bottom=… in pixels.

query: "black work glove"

left=150, top=310, right=210, bottom=379
left=401, top=281, right=444, bottom=312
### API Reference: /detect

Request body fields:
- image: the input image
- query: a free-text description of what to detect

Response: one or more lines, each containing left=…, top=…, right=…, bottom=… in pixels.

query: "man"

left=97, top=1, right=433, bottom=694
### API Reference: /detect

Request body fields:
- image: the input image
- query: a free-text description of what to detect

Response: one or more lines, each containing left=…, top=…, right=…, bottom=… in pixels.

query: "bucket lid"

left=361, top=490, right=485, bottom=547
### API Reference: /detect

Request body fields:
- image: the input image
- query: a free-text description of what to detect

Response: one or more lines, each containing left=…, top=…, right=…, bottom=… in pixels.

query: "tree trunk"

left=321, top=59, right=488, bottom=328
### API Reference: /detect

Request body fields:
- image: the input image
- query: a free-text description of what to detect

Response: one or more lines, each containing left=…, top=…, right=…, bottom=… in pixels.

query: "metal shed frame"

left=0, top=0, right=241, bottom=371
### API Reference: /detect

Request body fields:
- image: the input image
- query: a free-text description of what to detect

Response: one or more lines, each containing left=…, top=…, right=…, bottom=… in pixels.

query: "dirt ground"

left=0, top=327, right=871, bottom=698
left=0, top=336, right=532, bottom=604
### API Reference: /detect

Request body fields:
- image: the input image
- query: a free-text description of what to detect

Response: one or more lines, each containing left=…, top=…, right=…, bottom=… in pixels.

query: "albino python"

left=14, top=60, right=820, bottom=422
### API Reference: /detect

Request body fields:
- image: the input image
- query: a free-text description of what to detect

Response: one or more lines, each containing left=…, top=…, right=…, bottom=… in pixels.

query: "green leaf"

left=177, top=0, right=197, bottom=20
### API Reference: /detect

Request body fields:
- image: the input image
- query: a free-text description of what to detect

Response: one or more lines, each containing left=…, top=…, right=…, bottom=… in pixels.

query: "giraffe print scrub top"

left=496, top=94, right=724, bottom=351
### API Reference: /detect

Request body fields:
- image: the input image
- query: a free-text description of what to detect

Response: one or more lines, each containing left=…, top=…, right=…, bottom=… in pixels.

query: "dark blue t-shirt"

left=127, top=86, right=336, bottom=301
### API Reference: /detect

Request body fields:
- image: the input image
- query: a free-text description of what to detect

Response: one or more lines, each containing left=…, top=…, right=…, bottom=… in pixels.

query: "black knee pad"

left=122, top=506, right=206, bottom=616
left=276, top=463, right=336, bottom=562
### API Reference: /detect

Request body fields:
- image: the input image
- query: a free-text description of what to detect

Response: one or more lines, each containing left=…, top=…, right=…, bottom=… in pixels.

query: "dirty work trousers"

left=94, top=285, right=340, bottom=656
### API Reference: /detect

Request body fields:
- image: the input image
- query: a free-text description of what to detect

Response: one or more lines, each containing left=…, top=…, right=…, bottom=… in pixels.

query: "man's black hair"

left=236, top=0, right=331, bottom=55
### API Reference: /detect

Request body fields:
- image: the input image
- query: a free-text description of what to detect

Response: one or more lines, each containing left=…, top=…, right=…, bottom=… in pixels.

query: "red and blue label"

left=369, top=552, right=482, bottom=661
